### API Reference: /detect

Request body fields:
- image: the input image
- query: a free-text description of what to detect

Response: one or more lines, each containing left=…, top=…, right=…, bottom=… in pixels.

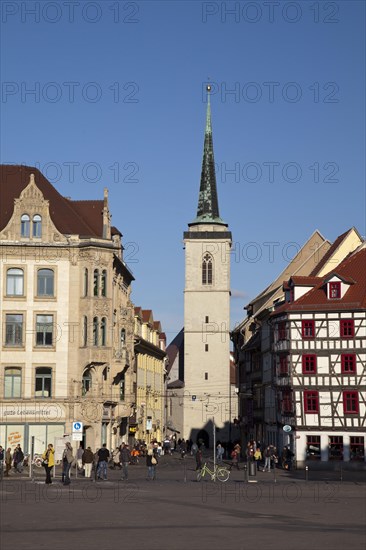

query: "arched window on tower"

left=202, top=253, right=213, bottom=285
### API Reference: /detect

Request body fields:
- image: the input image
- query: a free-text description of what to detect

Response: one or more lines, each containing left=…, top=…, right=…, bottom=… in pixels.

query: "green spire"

left=191, top=85, right=226, bottom=226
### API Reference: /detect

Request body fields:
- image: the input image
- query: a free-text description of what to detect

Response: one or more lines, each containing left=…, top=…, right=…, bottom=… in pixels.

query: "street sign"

left=283, top=425, right=292, bottom=433
left=192, top=395, right=196, bottom=401
left=72, top=433, right=83, bottom=441
left=72, top=421, right=83, bottom=432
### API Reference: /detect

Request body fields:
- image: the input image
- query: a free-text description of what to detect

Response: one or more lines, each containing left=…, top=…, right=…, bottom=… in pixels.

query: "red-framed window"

left=279, top=355, right=289, bottom=376
left=343, top=391, right=359, bottom=414
left=329, top=281, right=341, bottom=299
left=281, top=391, right=293, bottom=415
left=341, top=354, right=356, bottom=374
left=302, top=320, right=315, bottom=339
left=306, top=435, right=321, bottom=459
left=278, top=321, right=287, bottom=341
left=340, top=319, right=354, bottom=338
left=350, top=437, right=365, bottom=461
left=304, top=390, right=319, bottom=413
left=329, top=436, right=343, bottom=460
left=302, top=354, right=317, bottom=374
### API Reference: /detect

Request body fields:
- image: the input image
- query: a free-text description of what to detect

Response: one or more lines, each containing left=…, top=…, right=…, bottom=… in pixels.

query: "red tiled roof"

left=289, top=276, right=322, bottom=286
left=134, top=307, right=142, bottom=315
left=153, top=321, right=162, bottom=331
left=273, top=247, right=366, bottom=315
left=0, top=165, right=104, bottom=237
left=141, top=309, right=153, bottom=324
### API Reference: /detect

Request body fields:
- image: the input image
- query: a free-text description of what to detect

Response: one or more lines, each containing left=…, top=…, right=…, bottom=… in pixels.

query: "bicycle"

left=197, top=462, right=230, bottom=482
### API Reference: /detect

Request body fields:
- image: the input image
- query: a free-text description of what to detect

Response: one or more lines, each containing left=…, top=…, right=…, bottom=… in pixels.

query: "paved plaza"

left=1, top=455, right=365, bottom=550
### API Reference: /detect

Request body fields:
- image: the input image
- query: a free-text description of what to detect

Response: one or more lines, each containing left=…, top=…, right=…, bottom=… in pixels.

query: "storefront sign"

left=0, top=403, right=65, bottom=422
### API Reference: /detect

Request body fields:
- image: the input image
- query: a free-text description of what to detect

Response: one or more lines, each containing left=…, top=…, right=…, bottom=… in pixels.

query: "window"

left=35, top=367, right=52, bottom=397
left=84, top=268, right=88, bottom=297
left=279, top=356, right=288, bottom=376
left=202, top=254, right=213, bottom=285
left=341, top=354, right=356, bottom=374
left=306, top=436, right=321, bottom=460
left=82, top=369, right=92, bottom=395
left=304, top=390, right=319, bottom=413
left=282, top=391, right=293, bottom=414
left=340, top=319, right=354, bottom=339
left=205, top=316, right=209, bottom=323
left=6, top=268, right=24, bottom=296
left=83, top=316, right=88, bottom=347
left=93, top=317, right=99, bottom=346
left=205, top=344, right=209, bottom=352
left=278, top=322, right=287, bottom=341
left=4, top=367, right=22, bottom=398
left=5, top=314, right=23, bottom=346
left=101, top=317, right=106, bottom=346
left=32, top=214, right=42, bottom=237
left=119, top=372, right=125, bottom=400
left=120, top=328, right=126, bottom=346
left=36, top=315, right=53, bottom=346
left=101, top=270, right=107, bottom=297
left=302, top=354, right=317, bottom=374
left=329, top=281, right=341, bottom=299
left=343, top=391, right=359, bottom=414
left=350, top=437, right=364, bottom=461
left=21, top=214, right=30, bottom=237
left=302, top=320, right=315, bottom=339
left=205, top=372, right=208, bottom=380
left=37, top=269, right=54, bottom=297
left=93, top=269, right=99, bottom=296
left=329, top=436, right=343, bottom=460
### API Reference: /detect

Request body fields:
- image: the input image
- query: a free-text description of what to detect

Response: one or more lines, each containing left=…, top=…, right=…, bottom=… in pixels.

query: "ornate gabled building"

left=0, top=165, right=135, bottom=453
left=271, top=244, right=366, bottom=466
left=132, top=307, right=166, bottom=444
left=167, top=87, right=234, bottom=447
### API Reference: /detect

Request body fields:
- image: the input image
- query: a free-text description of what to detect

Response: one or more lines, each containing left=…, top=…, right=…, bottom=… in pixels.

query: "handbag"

left=151, top=456, right=157, bottom=465
left=42, top=460, right=48, bottom=467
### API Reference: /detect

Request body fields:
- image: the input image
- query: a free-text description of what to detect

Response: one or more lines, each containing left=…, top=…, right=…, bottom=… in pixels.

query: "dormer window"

left=21, top=214, right=30, bottom=237
left=329, top=281, right=341, bottom=299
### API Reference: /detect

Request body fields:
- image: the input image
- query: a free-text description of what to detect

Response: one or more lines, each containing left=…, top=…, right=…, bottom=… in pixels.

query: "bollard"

left=243, top=464, right=248, bottom=483
left=340, top=465, right=343, bottom=483
left=273, top=464, right=277, bottom=483
left=305, top=465, right=309, bottom=482
left=183, top=459, right=187, bottom=483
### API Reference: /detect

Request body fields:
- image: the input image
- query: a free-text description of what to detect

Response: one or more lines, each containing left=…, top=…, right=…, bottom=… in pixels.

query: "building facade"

left=0, top=165, right=135, bottom=454
left=132, top=308, right=166, bottom=444
left=271, top=245, right=366, bottom=466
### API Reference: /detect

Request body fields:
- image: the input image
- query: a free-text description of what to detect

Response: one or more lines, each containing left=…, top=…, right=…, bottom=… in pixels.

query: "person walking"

left=82, top=446, right=94, bottom=478
left=5, top=448, right=12, bottom=477
left=62, top=442, right=74, bottom=485
left=13, top=444, right=24, bottom=473
left=76, top=445, right=84, bottom=472
left=231, top=444, right=241, bottom=470
left=97, top=443, right=110, bottom=480
left=119, top=443, right=131, bottom=481
left=216, top=443, right=224, bottom=465
left=254, top=447, right=262, bottom=470
left=146, top=443, right=158, bottom=480
left=42, top=443, right=55, bottom=484
left=263, top=446, right=272, bottom=472
left=195, top=447, right=203, bottom=471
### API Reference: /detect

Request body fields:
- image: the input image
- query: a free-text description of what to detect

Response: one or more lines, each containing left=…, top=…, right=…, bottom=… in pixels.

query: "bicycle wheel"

left=216, top=467, right=230, bottom=482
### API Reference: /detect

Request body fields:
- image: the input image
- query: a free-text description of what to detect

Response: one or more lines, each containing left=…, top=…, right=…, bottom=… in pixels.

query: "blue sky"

left=1, top=0, right=365, bottom=341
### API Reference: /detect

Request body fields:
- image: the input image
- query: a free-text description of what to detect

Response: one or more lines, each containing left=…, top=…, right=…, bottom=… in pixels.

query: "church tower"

left=183, top=86, right=232, bottom=446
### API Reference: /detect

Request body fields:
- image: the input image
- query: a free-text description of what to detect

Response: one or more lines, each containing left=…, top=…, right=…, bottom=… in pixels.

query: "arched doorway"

left=196, top=429, right=209, bottom=449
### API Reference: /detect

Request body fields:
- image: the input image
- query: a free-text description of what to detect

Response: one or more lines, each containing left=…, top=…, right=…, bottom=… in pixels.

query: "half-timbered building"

left=272, top=245, right=366, bottom=466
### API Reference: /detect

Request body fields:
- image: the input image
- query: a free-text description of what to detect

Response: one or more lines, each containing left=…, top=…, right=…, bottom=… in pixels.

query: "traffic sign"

left=72, top=433, right=83, bottom=441
left=283, top=425, right=292, bottom=433
left=72, top=421, right=83, bottom=432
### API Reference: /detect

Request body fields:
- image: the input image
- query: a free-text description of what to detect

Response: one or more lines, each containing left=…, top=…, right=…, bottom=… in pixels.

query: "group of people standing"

left=0, top=444, right=24, bottom=476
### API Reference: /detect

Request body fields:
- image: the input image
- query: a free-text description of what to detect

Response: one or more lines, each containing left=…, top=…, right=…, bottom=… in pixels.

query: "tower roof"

left=190, top=86, right=226, bottom=226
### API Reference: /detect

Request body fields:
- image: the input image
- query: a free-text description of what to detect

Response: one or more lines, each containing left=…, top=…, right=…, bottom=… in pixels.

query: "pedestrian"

left=5, top=448, right=12, bottom=477
left=62, top=442, right=74, bottom=485
left=13, top=444, right=24, bottom=473
left=254, top=447, right=262, bottom=470
left=263, top=446, right=272, bottom=472
left=82, top=446, right=94, bottom=478
left=195, top=447, right=203, bottom=471
left=146, top=443, right=158, bottom=480
left=191, top=442, right=198, bottom=456
left=97, top=443, right=110, bottom=480
left=42, top=443, right=55, bottom=484
left=216, top=443, right=224, bottom=465
left=119, top=443, right=131, bottom=480
left=230, top=445, right=240, bottom=470
left=76, top=445, right=84, bottom=472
